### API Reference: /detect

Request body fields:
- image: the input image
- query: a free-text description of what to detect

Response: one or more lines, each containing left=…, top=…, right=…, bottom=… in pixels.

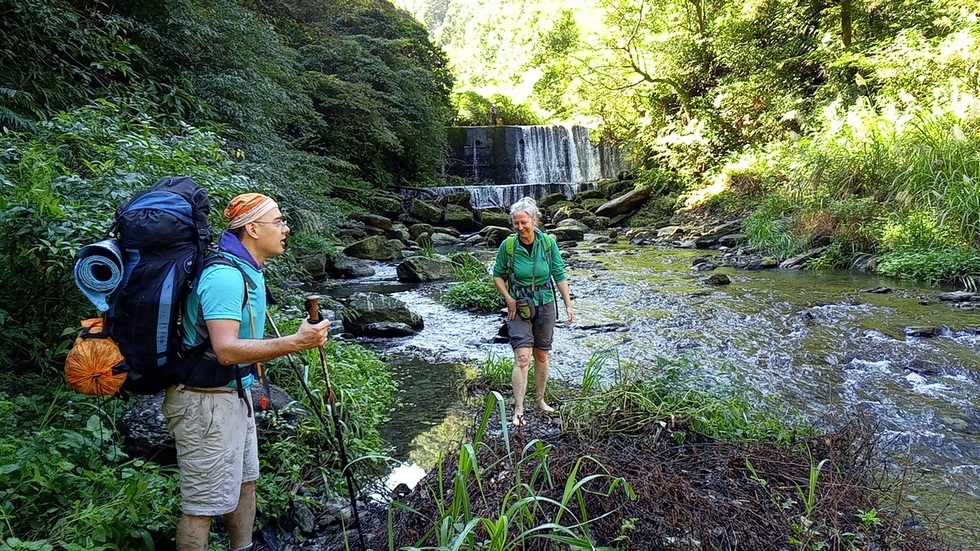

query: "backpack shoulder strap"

left=204, top=253, right=256, bottom=293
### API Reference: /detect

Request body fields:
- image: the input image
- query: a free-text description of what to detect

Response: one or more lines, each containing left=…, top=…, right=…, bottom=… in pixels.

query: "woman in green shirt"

left=492, top=197, right=575, bottom=426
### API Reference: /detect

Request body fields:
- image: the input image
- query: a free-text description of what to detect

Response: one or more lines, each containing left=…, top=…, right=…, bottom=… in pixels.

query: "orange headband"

left=224, top=193, right=278, bottom=229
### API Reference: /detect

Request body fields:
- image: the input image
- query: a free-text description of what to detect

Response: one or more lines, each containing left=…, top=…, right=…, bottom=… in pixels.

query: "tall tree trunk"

left=841, top=0, right=853, bottom=47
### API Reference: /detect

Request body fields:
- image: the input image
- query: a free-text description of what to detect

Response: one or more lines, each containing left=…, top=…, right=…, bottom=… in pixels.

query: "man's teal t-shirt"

left=183, top=252, right=266, bottom=388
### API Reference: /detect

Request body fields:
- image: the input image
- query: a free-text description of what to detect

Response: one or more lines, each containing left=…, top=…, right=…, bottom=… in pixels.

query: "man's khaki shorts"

left=163, top=386, right=259, bottom=517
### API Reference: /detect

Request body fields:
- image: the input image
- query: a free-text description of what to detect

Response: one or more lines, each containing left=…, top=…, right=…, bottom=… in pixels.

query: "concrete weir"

left=444, top=125, right=622, bottom=186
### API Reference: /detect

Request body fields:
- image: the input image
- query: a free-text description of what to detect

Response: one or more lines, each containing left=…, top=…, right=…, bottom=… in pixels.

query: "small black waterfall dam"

left=405, top=125, right=625, bottom=208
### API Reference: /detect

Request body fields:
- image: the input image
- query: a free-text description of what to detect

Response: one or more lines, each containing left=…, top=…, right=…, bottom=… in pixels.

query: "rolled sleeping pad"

left=74, top=238, right=124, bottom=312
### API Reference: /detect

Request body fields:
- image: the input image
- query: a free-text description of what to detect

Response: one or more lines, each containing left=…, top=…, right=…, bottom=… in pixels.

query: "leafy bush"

left=259, top=336, right=396, bottom=518
left=0, top=100, right=251, bottom=368
left=0, top=383, right=179, bottom=550
left=876, top=246, right=980, bottom=288
left=441, top=254, right=504, bottom=312
left=442, top=279, right=504, bottom=312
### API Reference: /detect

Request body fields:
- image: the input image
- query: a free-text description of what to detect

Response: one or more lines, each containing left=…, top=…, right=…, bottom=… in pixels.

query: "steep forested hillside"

left=0, top=0, right=454, bottom=367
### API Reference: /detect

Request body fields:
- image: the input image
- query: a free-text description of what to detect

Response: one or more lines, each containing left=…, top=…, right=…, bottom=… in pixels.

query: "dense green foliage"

left=0, top=0, right=443, bottom=546
left=400, top=0, right=980, bottom=285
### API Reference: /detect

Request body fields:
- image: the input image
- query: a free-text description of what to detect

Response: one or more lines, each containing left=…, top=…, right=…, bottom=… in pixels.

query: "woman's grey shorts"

left=508, top=300, right=557, bottom=350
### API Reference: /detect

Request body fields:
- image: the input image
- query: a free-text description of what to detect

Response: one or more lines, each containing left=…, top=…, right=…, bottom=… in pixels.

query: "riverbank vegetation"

left=399, top=0, right=980, bottom=286
left=383, top=353, right=942, bottom=550
left=2, top=0, right=977, bottom=548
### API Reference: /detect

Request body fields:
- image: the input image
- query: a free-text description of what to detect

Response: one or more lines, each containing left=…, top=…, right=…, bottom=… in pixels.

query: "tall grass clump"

left=742, top=193, right=809, bottom=259
left=441, top=253, right=504, bottom=312
left=563, top=351, right=817, bottom=446
left=390, top=393, right=635, bottom=550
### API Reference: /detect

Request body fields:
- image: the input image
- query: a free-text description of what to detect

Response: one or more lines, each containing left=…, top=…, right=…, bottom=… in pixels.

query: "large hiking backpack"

left=105, top=176, right=213, bottom=394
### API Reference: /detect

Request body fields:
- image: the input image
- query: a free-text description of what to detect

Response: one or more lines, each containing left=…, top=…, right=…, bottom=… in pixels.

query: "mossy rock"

left=597, top=179, right=635, bottom=198
left=574, top=189, right=607, bottom=202
left=580, top=198, right=607, bottom=212
left=365, top=195, right=403, bottom=218
left=538, top=193, right=568, bottom=209
left=408, top=198, right=443, bottom=225
left=479, top=210, right=511, bottom=228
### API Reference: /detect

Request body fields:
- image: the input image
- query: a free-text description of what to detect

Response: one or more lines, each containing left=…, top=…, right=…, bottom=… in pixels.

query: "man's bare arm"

left=206, top=318, right=329, bottom=366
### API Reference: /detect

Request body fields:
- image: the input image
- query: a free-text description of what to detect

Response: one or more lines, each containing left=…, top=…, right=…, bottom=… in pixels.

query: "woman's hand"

left=564, top=303, right=575, bottom=325
left=505, top=295, right=517, bottom=321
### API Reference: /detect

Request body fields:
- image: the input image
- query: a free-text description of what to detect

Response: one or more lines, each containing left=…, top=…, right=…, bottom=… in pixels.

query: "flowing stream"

left=313, top=242, right=980, bottom=544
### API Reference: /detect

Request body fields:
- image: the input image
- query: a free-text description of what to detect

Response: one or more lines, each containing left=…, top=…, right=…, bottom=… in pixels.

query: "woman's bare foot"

left=513, top=411, right=527, bottom=426
left=537, top=400, right=555, bottom=413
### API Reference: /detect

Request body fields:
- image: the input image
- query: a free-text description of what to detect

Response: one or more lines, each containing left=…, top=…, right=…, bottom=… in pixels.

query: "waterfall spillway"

left=517, top=125, right=601, bottom=184
left=428, top=125, right=622, bottom=208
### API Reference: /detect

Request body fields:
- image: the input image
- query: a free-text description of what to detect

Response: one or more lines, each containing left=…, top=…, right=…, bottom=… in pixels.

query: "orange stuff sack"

left=64, top=318, right=128, bottom=396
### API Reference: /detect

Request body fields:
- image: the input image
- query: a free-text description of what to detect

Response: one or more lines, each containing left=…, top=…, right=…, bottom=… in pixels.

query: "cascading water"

left=517, top=125, right=601, bottom=184
left=407, top=125, right=623, bottom=208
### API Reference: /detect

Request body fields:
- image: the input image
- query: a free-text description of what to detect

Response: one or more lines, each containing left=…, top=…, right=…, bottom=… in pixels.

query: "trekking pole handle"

left=305, top=295, right=323, bottom=323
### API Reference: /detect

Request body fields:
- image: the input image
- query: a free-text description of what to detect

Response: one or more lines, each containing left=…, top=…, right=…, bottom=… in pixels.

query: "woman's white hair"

left=509, top=197, right=540, bottom=221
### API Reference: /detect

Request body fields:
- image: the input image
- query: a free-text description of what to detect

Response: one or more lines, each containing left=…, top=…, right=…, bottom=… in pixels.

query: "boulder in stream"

left=343, top=235, right=404, bottom=261
left=342, top=292, right=424, bottom=337
left=326, top=255, right=375, bottom=278
left=396, top=255, right=455, bottom=282
left=595, top=188, right=652, bottom=218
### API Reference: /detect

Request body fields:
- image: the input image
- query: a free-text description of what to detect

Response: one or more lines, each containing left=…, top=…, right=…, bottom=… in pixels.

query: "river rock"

left=441, top=191, right=472, bottom=210
left=343, top=235, right=404, bottom=261
left=326, top=255, right=375, bottom=278
left=704, top=273, right=731, bottom=285
left=443, top=204, right=478, bottom=231
left=428, top=232, right=461, bottom=247
left=779, top=246, right=829, bottom=270
left=551, top=226, right=585, bottom=242
left=692, top=256, right=718, bottom=271
left=717, top=233, right=747, bottom=248
left=408, top=198, right=443, bottom=224
left=349, top=213, right=393, bottom=232
left=408, top=223, right=434, bottom=240
left=364, top=192, right=403, bottom=219
left=556, top=218, right=590, bottom=232
left=904, top=326, right=949, bottom=338
left=387, top=222, right=411, bottom=242
left=396, top=255, right=455, bottom=282
left=937, top=291, right=977, bottom=302
left=338, top=227, right=368, bottom=240
left=298, top=252, right=327, bottom=278
left=595, top=188, right=652, bottom=218
left=356, top=322, right=416, bottom=337
left=342, top=292, right=424, bottom=337
left=478, top=210, right=510, bottom=228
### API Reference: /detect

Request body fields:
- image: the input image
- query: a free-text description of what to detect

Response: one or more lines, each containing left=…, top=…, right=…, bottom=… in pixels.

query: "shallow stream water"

left=313, top=242, right=980, bottom=545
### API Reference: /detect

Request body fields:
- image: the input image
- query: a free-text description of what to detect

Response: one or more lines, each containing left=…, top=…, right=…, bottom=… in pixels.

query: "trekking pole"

left=305, top=295, right=366, bottom=551
left=264, top=310, right=338, bottom=456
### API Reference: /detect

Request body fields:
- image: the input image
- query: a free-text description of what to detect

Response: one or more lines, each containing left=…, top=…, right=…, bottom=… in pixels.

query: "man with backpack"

left=162, top=193, right=330, bottom=551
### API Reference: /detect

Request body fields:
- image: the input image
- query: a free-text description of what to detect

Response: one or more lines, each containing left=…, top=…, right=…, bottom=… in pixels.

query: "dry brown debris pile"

left=380, top=419, right=946, bottom=551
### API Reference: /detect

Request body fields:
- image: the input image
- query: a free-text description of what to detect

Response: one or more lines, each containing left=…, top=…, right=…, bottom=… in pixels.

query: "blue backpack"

left=104, top=176, right=214, bottom=394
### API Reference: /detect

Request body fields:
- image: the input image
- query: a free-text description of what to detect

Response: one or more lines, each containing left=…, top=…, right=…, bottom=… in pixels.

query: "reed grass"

left=389, top=392, right=634, bottom=550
